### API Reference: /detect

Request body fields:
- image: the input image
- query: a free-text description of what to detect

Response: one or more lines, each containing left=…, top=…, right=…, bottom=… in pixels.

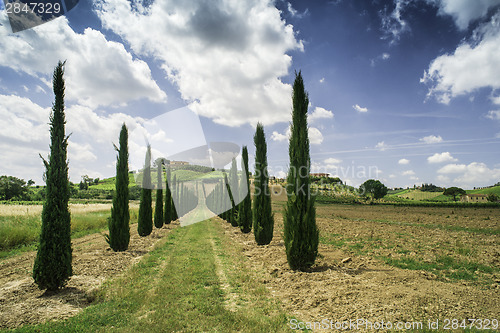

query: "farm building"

left=310, top=173, right=330, bottom=178
left=460, top=194, right=488, bottom=203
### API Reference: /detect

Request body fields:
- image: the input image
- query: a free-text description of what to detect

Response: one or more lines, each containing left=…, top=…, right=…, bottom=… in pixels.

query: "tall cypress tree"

left=164, top=164, right=172, bottom=224
left=33, top=61, right=72, bottom=291
left=253, top=123, right=274, bottom=245
left=154, top=159, right=164, bottom=228
left=106, top=123, right=130, bottom=251
left=137, top=145, right=153, bottom=236
left=283, top=71, right=319, bottom=271
left=239, top=146, right=252, bottom=233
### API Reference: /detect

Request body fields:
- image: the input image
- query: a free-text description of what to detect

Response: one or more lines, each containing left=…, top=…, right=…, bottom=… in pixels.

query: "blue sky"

left=0, top=0, right=499, bottom=189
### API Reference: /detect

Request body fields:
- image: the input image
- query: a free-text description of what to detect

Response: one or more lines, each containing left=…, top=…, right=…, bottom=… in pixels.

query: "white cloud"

left=309, top=107, right=334, bottom=122
left=308, top=127, right=324, bottom=145
left=382, top=53, right=391, bottom=60
left=319, top=77, right=325, bottom=83
left=486, top=110, right=500, bottom=120
left=421, top=12, right=500, bottom=104
left=353, top=104, right=368, bottom=112
left=420, top=135, right=443, bottom=144
left=491, top=95, right=500, bottom=105
left=428, top=152, right=458, bottom=163
left=453, top=162, right=500, bottom=185
left=376, top=141, right=387, bottom=151
left=0, top=17, right=166, bottom=108
left=68, top=141, right=97, bottom=162
left=437, top=163, right=467, bottom=174
left=96, top=0, right=303, bottom=127
left=324, top=157, right=342, bottom=165
left=402, top=170, right=416, bottom=176
left=436, top=174, right=450, bottom=184
left=398, top=158, right=410, bottom=165
left=379, top=0, right=411, bottom=44
left=496, top=132, right=500, bottom=138
left=271, top=130, right=288, bottom=142
left=428, top=0, right=500, bottom=30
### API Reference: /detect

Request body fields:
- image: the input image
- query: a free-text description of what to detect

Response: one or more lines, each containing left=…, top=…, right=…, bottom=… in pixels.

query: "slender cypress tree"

left=164, top=164, right=172, bottom=224
left=229, top=158, right=239, bottom=227
left=33, top=61, right=72, bottom=291
left=154, top=159, right=164, bottom=228
left=283, top=71, right=319, bottom=271
left=106, top=123, right=130, bottom=251
left=239, top=146, right=252, bottom=233
left=253, top=123, right=274, bottom=245
left=137, top=145, right=153, bottom=236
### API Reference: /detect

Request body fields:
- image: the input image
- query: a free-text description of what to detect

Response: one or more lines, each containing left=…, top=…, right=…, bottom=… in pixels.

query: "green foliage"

left=33, top=61, right=73, bottom=291
left=443, top=186, right=466, bottom=202
left=137, top=145, right=153, bottom=236
left=106, top=124, right=130, bottom=251
left=0, top=175, right=31, bottom=200
left=238, top=146, right=252, bottom=233
left=164, top=166, right=172, bottom=224
left=154, top=160, right=164, bottom=229
left=253, top=123, right=274, bottom=245
left=487, top=193, right=499, bottom=202
left=360, top=179, right=388, bottom=199
left=283, top=71, right=319, bottom=271
left=420, top=183, right=443, bottom=192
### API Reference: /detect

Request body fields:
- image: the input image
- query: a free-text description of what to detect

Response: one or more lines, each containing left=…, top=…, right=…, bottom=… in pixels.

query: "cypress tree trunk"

left=154, top=160, right=164, bottom=228
left=283, top=71, right=319, bottom=271
left=138, top=145, right=153, bottom=236
left=33, top=61, right=72, bottom=291
left=253, top=123, right=274, bottom=245
left=107, top=123, right=130, bottom=251
left=239, top=146, right=252, bottom=233
left=164, top=164, right=172, bottom=224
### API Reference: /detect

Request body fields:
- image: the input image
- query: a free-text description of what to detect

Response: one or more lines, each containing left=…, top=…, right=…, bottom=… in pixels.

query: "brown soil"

left=218, top=204, right=500, bottom=330
left=0, top=222, right=178, bottom=329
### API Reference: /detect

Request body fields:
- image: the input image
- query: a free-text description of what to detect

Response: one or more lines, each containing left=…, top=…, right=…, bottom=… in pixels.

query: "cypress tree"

left=137, top=145, right=153, bottom=236
left=106, top=123, right=130, bottom=251
left=239, top=146, right=252, bottom=233
left=164, top=164, right=172, bottom=224
left=253, top=123, right=274, bottom=245
left=33, top=61, right=72, bottom=291
left=154, top=159, right=164, bottom=228
left=283, top=71, right=319, bottom=271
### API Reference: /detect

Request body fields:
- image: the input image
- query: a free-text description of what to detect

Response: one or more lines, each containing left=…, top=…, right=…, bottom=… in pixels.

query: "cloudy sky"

left=0, top=0, right=499, bottom=189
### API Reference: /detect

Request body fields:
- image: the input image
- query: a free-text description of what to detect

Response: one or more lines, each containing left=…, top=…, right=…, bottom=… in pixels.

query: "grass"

left=0, top=208, right=139, bottom=259
left=7, top=220, right=296, bottom=332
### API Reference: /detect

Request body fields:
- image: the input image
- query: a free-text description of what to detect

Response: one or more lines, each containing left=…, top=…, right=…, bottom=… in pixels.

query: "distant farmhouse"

left=310, top=173, right=330, bottom=178
left=169, top=160, right=189, bottom=167
left=460, top=194, right=488, bottom=203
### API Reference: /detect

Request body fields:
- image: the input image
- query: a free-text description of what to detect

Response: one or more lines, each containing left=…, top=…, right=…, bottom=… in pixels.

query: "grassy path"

left=7, top=220, right=292, bottom=332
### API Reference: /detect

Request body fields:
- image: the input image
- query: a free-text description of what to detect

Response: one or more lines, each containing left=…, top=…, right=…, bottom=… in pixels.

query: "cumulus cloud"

left=319, top=77, right=325, bottom=83
left=421, top=12, right=500, bottom=104
left=353, top=104, right=368, bottom=112
left=428, top=0, right=500, bottom=30
left=402, top=170, right=416, bottom=176
left=309, top=107, right=334, bottom=122
left=308, top=127, right=324, bottom=145
left=427, top=152, right=458, bottom=163
left=438, top=162, right=500, bottom=185
left=96, top=0, right=303, bottom=127
left=398, top=158, right=410, bottom=165
left=420, top=135, right=443, bottom=144
left=271, top=126, right=323, bottom=144
left=324, top=157, right=342, bottom=165
left=0, top=17, right=166, bottom=108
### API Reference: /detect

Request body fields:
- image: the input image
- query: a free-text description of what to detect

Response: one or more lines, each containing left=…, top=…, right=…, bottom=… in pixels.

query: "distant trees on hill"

left=420, top=183, right=443, bottom=192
